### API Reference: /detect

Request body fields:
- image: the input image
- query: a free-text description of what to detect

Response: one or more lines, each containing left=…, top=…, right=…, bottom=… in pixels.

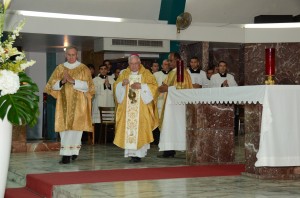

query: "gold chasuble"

left=159, top=68, right=193, bottom=128
left=114, top=65, right=159, bottom=150
left=44, top=64, right=95, bottom=132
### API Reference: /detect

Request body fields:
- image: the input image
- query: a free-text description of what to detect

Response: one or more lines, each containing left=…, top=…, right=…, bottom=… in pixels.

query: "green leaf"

left=0, top=72, right=39, bottom=127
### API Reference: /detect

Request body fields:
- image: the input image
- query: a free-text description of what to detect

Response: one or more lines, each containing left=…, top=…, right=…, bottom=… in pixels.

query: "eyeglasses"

left=129, top=62, right=140, bottom=66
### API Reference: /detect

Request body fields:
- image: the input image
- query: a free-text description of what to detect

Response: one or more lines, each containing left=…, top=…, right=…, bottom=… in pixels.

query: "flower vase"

left=0, top=116, right=12, bottom=197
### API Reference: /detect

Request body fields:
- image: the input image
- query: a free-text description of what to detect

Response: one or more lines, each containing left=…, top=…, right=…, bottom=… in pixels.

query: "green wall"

left=46, top=53, right=57, bottom=140
left=158, top=0, right=186, bottom=66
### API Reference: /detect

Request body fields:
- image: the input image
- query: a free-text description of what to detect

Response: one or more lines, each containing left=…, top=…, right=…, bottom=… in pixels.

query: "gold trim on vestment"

left=124, top=74, right=141, bottom=149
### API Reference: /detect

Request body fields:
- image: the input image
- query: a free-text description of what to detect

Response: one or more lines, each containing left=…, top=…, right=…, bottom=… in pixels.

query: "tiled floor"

left=6, top=136, right=300, bottom=198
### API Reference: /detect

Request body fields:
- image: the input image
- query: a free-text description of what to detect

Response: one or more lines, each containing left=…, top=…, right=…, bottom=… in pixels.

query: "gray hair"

left=128, top=54, right=141, bottom=63
left=65, top=46, right=78, bottom=53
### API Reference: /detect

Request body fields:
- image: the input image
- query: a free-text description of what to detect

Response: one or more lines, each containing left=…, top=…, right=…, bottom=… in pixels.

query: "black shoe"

left=71, top=155, right=78, bottom=160
left=129, top=157, right=141, bottom=163
left=157, top=151, right=176, bottom=158
left=59, top=156, right=71, bottom=164
left=157, top=154, right=175, bottom=158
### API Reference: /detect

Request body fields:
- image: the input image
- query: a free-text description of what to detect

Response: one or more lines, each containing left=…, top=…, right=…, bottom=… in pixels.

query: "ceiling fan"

left=176, top=12, right=192, bottom=33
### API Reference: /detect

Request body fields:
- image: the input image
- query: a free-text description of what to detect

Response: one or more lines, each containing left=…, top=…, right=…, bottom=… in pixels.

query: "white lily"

left=3, top=0, right=11, bottom=11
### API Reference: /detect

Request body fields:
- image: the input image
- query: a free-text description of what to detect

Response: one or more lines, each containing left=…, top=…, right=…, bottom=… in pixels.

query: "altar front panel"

left=167, top=85, right=300, bottom=179
left=186, top=104, right=234, bottom=165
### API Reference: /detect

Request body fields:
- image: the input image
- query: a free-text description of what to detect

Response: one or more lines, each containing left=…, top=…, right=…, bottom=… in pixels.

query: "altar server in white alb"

left=92, top=64, right=115, bottom=143
left=187, top=56, right=207, bottom=88
left=209, top=61, right=238, bottom=87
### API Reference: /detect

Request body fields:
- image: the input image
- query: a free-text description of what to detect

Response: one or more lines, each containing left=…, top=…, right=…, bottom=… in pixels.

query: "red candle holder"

left=176, top=60, right=184, bottom=89
left=265, top=48, right=275, bottom=85
left=176, top=60, right=184, bottom=83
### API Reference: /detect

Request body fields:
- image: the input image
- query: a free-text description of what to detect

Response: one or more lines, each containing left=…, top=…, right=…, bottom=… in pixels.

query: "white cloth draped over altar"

left=159, top=85, right=300, bottom=167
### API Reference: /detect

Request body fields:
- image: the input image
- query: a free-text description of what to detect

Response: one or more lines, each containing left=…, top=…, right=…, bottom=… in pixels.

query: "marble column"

left=11, top=126, right=27, bottom=152
left=11, top=126, right=60, bottom=153
left=202, top=42, right=209, bottom=71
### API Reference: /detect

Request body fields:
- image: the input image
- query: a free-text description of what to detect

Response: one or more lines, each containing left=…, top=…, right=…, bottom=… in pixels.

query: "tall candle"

left=265, top=48, right=275, bottom=75
left=176, top=60, right=184, bottom=82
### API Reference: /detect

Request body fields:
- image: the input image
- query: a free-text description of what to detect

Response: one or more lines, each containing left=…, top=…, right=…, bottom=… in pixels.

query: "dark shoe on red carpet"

left=59, top=156, right=71, bottom=164
left=71, top=155, right=78, bottom=160
left=129, top=157, right=141, bottom=163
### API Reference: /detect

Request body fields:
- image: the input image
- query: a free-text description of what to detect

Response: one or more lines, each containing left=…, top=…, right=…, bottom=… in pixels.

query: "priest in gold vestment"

left=114, top=54, right=159, bottom=163
left=158, top=52, right=193, bottom=158
left=44, top=46, right=95, bottom=164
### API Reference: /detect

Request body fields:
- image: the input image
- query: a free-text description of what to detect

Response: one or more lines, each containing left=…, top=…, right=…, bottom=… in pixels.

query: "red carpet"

left=5, top=187, right=43, bottom=198
left=6, top=164, right=244, bottom=198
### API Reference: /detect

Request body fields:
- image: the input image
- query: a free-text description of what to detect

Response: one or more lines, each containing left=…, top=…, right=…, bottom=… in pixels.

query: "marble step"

left=12, top=140, right=60, bottom=153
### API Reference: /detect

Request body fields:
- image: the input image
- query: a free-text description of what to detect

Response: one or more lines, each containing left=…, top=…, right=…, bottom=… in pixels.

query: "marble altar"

left=165, top=85, right=300, bottom=179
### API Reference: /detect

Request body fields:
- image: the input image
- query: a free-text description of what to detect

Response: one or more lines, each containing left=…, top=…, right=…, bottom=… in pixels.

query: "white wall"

left=56, top=52, right=66, bottom=65
left=24, top=52, right=47, bottom=139
left=245, top=28, right=300, bottom=43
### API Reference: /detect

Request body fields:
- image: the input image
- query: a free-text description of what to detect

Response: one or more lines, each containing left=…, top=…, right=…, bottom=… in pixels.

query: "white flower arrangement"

left=0, top=69, right=20, bottom=95
left=0, top=0, right=39, bottom=126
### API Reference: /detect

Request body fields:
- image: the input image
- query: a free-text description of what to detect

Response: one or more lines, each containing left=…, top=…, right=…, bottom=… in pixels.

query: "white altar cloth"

left=159, top=85, right=300, bottom=167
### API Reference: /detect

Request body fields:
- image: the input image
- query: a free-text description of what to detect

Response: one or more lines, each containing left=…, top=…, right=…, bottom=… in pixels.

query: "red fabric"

left=5, top=187, right=43, bottom=198
left=12, top=164, right=245, bottom=198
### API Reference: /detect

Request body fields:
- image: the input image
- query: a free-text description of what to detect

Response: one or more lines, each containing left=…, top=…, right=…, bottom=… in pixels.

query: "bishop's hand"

left=131, top=82, right=141, bottom=90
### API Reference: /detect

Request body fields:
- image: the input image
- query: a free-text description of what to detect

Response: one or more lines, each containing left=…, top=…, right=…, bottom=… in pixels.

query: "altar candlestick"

left=176, top=60, right=184, bottom=83
left=265, top=48, right=275, bottom=76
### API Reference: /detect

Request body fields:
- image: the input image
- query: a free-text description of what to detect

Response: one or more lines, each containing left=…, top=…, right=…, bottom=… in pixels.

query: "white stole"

left=124, top=74, right=141, bottom=149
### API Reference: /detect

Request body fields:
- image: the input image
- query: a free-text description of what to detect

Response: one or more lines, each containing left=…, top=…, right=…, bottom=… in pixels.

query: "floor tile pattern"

left=6, top=136, right=300, bottom=198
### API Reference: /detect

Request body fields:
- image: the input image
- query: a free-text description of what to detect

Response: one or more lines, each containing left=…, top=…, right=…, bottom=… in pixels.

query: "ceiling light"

left=244, top=23, right=300, bottom=28
left=16, top=10, right=123, bottom=22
